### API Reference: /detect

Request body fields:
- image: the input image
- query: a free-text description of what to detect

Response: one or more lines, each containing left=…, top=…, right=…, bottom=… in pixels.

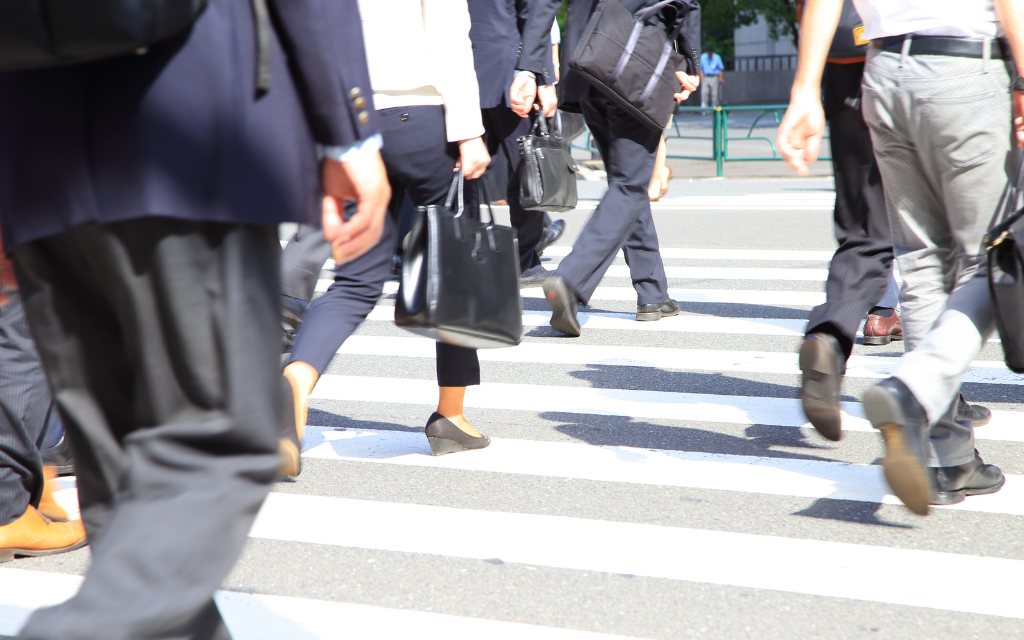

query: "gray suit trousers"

left=861, top=46, right=1016, bottom=466
left=13, top=218, right=282, bottom=640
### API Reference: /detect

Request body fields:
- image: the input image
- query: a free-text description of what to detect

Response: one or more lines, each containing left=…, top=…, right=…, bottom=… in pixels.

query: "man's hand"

left=455, top=137, right=491, bottom=180
left=321, top=152, right=391, bottom=265
left=538, top=84, right=558, bottom=118
left=776, top=89, right=827, bottom=176
left=510, top=73, right=538, bottom=118
left=674, top=71, right=700, bottom=103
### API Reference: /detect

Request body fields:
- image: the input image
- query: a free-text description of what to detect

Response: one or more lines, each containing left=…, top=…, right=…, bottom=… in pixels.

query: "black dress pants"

left=556, top=98, right=668, bottom=305
left=481, top=107, right=546, bottom=275
left=287, top=106, right=480, bottom=387
left=805, top=62, right=893, bottom=358
left=13, top=218, right=282, bottom=640
left=0, top=289, right=50, bottom=525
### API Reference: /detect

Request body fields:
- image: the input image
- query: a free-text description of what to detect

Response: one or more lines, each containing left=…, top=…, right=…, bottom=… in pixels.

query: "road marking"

left=332, top=335, right=1020, bottom=386
left=0, top=569, right=631, bottom=640
left=539, top=247, right=836, bottom=261
left=245, top=494, right=1024, bottom=620
left=310, top=375, right=1024, bottom=443
left=315, top=280, right=825, bottom=306
left=301, top=427, right=1024, bottom=517
left=362, top=306, right=810, bottom=335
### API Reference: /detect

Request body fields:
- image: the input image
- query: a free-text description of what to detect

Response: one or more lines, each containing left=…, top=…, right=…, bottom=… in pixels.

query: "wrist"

left=1013, top=76, right=1024, bottom=93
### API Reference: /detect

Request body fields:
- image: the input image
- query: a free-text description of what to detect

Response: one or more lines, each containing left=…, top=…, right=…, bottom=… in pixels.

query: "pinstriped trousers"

left=0, top=289, right=49, bottom=525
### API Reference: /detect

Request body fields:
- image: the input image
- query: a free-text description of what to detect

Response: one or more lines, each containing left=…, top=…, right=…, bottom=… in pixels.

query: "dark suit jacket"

left=468, top=0, right=556, bottom=110
left=0, top=0, right=380, bottom=250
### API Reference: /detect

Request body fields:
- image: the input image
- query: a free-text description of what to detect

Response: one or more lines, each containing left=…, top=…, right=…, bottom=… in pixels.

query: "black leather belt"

left=871, top=35, right=1010, bottom=60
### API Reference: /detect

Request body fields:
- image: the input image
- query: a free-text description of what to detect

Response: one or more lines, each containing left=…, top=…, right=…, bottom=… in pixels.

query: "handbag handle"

left=476, top=177, right=497, bottom=226
left=444, top=171, right=465, bottom=216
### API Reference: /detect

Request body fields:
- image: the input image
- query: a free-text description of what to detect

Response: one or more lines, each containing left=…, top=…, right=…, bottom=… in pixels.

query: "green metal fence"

left=666, top=105, right=830, bottom=177
left=569, top=104, right=830, bottom=178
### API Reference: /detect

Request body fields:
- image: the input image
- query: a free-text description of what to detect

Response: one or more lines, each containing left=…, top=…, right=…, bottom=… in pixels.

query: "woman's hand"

left=674, top=71, right=701, bottom=103
left=455, top=137, right=491, bottom=180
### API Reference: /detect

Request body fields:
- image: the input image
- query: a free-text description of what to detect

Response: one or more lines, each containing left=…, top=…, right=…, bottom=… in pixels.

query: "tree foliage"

left=698, top=0, right=798, bottom=62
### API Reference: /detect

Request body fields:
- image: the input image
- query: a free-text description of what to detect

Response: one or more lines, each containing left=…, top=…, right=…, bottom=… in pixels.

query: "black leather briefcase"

left=571, top=0, right=700, bottom=130
left=985, top=161, right=1024, bottom=372
left=518, top=114, right=579, bottom=213
left=395, top=174, right=523, bottom=349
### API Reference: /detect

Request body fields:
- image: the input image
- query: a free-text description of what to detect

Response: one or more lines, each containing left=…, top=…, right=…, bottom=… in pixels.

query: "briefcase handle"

left=635, top=0, right=699, bottom=37
left=443, top=170, right=498, bottom=226
left=984, top=153, right=1024, bottom=250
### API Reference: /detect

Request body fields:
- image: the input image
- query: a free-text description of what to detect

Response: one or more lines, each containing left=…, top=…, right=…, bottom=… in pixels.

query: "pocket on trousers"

left=919, top=90, right=1004, bottom=169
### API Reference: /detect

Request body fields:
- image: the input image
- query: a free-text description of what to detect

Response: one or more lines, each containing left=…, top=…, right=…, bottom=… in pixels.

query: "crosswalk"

left=3, top=193, right=1023, bottom=638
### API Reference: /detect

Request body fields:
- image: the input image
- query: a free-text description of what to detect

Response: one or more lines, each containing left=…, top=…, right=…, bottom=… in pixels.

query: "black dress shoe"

left=537, top=219, right=566, bottom=256
left=281, top=294, right=309, bottom=331
left=542, top=275, right=581, bottom=337
left=956, top=393, right=991, bottom=427
left=862, top=377, right=932, bottom=516
left=636, top=300, right=680, bottom=322
left=798, top=333, right=846, bottom=442
left=519, top=266, right=551, bottom=288
left=930, top=451, right=1004, bottom=505
left=424, top=412, right=490, bottom=455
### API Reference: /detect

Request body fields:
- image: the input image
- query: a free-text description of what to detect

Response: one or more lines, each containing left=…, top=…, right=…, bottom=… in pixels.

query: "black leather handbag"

left=985, top=159, right=1024, bottom=372
left=517, top=114, right=579, bottom=213
left=570, top=0, right=701, bottom=130
left=395, top=174, right=523, bottom=349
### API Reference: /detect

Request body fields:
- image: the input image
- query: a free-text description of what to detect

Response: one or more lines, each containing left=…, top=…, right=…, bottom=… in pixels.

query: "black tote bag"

left=518, top=114, right=579, bottom=213
left=570, top=0, right=701, bottom=130
left=985, top=157, right=1024, bottom=372
left=395, top=174, right=523, bottom=349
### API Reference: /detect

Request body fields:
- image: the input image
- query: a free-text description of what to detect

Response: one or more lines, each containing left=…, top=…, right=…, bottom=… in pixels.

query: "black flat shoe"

left=930, top=451, right=1005, bottom=505
left=537, top=219, right=566, bottom=256
left=425, top=412, right=490, bottom=456
left=636, top=300, right=680, bottom=322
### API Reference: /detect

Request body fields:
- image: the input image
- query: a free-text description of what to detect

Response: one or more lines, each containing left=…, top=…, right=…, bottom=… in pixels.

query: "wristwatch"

left=1013, top=76, right=1024, bottom=93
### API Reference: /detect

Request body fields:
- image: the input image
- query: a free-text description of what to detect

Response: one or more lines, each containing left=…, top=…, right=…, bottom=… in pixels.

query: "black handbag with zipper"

left=570, top=0, right=701, bottom=130
left=984, top=156, right=1024, bottom=372
left=395, top=173, right=523, bottom=349
left=517, top=114, right=579, bottom=213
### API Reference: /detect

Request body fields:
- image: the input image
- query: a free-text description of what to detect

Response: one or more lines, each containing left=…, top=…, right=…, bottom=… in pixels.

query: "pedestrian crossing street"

left=3, top=191, right=1024, bottom=638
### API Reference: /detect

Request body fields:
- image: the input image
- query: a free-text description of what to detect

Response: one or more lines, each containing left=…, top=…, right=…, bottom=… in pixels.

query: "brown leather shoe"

left=38, top=466, right=70, bottom=522
left=863, top=312, right=903, bottom=345
left=0, top=506, right=87, bottom=563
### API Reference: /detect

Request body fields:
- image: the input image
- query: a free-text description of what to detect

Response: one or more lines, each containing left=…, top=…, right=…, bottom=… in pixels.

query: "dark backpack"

left=828, top=0, right=868, bottom=60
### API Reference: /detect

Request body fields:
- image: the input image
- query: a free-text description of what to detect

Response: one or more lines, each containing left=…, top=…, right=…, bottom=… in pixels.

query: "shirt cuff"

left=320, top=133, right=383, bottom=163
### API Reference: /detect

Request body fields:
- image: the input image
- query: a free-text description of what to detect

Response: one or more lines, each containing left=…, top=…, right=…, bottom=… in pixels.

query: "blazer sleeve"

left=268, top=0, right=381, bottom=147
left=516, top=0, right=560, bottom=85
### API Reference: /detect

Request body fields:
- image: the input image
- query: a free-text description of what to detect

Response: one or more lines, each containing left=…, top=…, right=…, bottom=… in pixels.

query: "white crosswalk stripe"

left=7, top=227, right=1024, bottom=639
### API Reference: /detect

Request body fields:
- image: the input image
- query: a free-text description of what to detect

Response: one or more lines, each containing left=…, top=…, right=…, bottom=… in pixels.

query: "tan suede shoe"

left=0, top=506, right=87, bottom=562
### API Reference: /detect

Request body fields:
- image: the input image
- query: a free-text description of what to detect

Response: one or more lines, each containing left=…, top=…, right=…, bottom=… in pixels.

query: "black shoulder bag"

left=518, top=114, right=579, bottom=213
left=395, top=174, right=523, bottom=349
left=570, top=0, right=701, bottom=130
left=984, top=155, right=1024, bottom=372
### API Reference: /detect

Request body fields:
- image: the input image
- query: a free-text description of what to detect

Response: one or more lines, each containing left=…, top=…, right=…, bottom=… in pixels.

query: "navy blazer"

left=467, top=0, right=555, bottom=110
left=0, top=0, right=380, bottom=251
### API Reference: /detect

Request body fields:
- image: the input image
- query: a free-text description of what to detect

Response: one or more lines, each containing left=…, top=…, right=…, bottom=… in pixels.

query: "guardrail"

left=666, top=104, right=830, bottom=177
left=567, top=104, right=830, bottom=178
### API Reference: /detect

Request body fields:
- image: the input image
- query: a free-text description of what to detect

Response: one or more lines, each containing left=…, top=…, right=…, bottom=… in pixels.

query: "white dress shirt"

left=357, top=0, right=484, bottom=143
left=852, top=0, right=1003, bottom=39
